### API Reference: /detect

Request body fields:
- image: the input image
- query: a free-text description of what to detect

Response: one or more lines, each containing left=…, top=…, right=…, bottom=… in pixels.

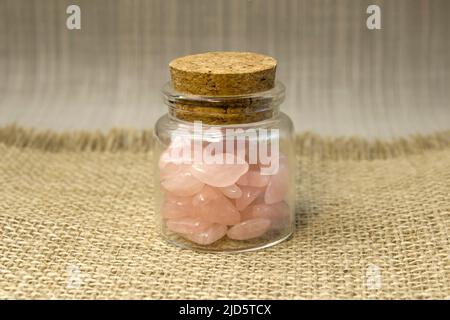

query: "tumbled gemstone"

left=264, top=157, right=289, bottom=204
left=227, top=218, right=271, bottom=240
left=236, top=169, right=270, bottom=187
left=242, top=202, right=290, bottom=230
left=236, top=172, right=249, bottom=186
left=183, top=224, right=228, bottom=245
left=198, top=193, right=240, bottom=225
left=166, top=217, right=212, bottom=235
left=161, top=165, right=204, bottom=197
left=190, top=153, right=249, bottom=187
left=219, top=184, right=242, bottom=199
left=159, top=162, right=181, bottom=180
left=192, top=185, right=220, bottom=207
left=235, top=186, right=263, bottom=211
left=162, top=194, right=195, bottom=219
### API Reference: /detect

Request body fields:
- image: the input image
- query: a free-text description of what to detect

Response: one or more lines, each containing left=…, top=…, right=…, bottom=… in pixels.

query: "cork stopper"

left=167, top=52, right=281, bottom=124
left=169, top=52, right=277, bottom=96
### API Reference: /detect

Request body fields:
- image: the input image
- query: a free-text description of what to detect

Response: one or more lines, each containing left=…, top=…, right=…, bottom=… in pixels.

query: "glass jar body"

left=154, top=111, right=295, bottom=252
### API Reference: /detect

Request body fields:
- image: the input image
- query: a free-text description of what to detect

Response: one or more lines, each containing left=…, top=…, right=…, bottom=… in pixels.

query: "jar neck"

left=162, top=81, right=285, bottom=125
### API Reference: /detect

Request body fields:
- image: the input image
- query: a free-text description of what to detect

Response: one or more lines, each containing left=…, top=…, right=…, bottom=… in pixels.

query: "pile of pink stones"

left=159, top=142, right=290, bottom=246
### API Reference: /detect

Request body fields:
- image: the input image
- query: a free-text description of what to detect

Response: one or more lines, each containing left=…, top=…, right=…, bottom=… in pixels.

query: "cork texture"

left=169, top=52, right=277, bottom=96
left=169, top=52, right=278, bottom=124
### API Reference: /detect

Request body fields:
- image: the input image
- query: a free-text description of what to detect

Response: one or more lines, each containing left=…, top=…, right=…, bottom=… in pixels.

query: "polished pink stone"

left=242, top=202, right=290, bottom=230
left=159, top=162, right=181, bottom=180
left=236, top=169, right=270, bottom=187
left=235, top=186, right=263, bottom=211
left=264, top=157, right=289, bottom=204
left=190, top=153, right=249, bottom=187
left=161, top=165, right=204, bottom=197
left=198, top=193, right=241, bottom=225
left=235, top=172, right=249, bottom=185
left=183, top=224, right=228, bottom=245
left=219, top=184, right=242, bottom=199
left=227, top=218, right=271, bottom=240
left=162, top=194, right=195, bottom=219
left=166, top=217, right=211, bottom=234
left=192, top=185, right=220, bottom=207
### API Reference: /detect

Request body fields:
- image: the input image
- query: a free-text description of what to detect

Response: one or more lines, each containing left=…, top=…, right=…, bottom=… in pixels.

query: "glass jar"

left=154, top=81, right=295, bottom=252
left=154, top=51, right=295, bottom=252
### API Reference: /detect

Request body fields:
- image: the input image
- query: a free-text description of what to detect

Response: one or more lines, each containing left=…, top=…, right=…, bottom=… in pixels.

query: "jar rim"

left=162, top=81, right=285, bottom=106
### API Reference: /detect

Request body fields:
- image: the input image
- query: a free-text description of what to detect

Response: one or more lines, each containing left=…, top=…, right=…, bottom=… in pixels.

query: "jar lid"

left=169, top=52, right=277, bottom=96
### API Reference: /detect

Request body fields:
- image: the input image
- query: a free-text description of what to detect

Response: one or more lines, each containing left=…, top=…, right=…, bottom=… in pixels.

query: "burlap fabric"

left=0, top=125, right=449, bottom=299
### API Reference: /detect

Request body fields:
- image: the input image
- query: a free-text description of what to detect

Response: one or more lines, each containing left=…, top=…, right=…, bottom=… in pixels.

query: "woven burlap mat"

left=0, top=125, right=449, bottom=299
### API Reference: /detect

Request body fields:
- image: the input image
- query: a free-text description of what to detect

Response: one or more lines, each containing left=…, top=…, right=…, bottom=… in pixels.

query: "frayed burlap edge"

left=0, top=124, right=155, bottom=153
left=0, top=124, right=449, bottom=160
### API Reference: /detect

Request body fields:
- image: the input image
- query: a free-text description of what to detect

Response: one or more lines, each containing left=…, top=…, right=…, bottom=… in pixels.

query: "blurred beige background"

left=0, top=0, right=449, bottom=137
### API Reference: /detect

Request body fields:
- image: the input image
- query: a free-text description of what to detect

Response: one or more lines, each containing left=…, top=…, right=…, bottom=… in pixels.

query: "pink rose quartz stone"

left=184, top=224, right=228, bottom=245
left=264, top=157, right=289, bottom=204
left=166, top=217, right=211, bottom=234
left=227, top=218, right=271, bottom=240
left=162, top=194, right=195, bottom=219
left=242, top=202, right=290, bottom=230
left=192, top=186, right=240, bottom=225
left=161, top=165, right=204, bottom=197
left=197, top=193, right=241, bottom=225
left=237, top=169, right=270, bottom=187
left=235, top=186, right=263, bottom=211
left=219, top=184, right=242, bottom=199
left=192, top=185, right=219, bottom=207
left=159, top=139, right=291, bottom=244
left=159, top=162, right=180, bottom=180
left=190, top=153, right=249, bottom=187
